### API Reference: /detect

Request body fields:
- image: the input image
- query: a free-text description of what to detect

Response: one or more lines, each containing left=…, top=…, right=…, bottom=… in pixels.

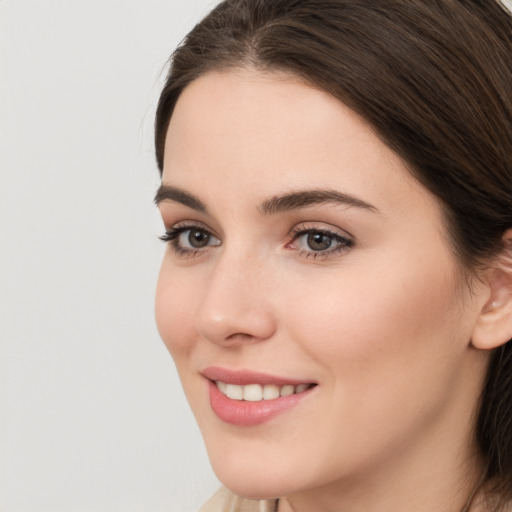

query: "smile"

left=215, top=381, right=313, bottom=401
left=202, top=367, right=317, bottom=426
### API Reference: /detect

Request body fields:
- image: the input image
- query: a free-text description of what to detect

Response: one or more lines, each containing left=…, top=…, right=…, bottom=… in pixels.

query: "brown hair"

left=155, top=0, right=512, bottom=507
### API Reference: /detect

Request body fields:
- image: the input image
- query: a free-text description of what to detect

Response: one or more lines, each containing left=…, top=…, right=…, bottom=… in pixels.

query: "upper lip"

left=202, top=366, right=316, bottom=386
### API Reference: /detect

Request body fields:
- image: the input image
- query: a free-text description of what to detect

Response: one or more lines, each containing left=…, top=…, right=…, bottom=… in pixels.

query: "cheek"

left=155, top=260, right=198, bottom=360
left=270, top=257, right=468, bottom=472
left=282, top=253, right=464, bottom=387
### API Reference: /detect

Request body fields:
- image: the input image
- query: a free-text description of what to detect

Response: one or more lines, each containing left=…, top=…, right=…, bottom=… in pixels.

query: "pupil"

left=307, top=232, right=332, bottom=251
left=189, top=230, right=209, bottom=248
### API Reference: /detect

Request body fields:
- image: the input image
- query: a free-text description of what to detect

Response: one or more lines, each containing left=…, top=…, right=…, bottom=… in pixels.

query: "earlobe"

left=472, top=230, right=512, bottom=350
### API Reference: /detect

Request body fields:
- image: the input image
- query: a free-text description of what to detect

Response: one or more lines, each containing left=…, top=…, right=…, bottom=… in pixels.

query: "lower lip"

left=208, top=380, right=314, bottom=426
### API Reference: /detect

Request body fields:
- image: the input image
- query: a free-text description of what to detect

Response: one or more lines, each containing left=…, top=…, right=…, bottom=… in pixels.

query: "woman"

left=153, top=1, right=512, bottom=511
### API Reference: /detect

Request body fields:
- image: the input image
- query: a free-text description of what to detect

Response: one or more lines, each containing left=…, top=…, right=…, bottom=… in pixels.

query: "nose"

left=194, top=249, right=277, bottom=347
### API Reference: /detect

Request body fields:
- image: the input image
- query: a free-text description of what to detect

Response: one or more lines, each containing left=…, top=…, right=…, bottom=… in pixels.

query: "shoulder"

left=199, top=487, right=277, bottom=512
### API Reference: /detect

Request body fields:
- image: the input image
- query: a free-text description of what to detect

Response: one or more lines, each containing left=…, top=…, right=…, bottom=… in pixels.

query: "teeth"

left=216, top=381, right=312, bottom=401
left=243, top=384, right=263, bottom=401
left=262, top=384, right=280, bottom=400
left=226, top=383, right=243, bottom=400
left=295, top=383, right=308, bottom=393
left=280, top=384, right=295, bottom=397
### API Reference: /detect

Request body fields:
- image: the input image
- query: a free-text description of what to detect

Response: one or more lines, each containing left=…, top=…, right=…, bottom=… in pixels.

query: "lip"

left=202, top=366, right=317, bottom=426
left=202, top=366, right=314, bottom=386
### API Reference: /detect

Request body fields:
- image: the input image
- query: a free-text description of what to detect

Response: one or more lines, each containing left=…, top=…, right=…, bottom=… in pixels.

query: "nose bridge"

left=194, top=243, right=276, bottom=345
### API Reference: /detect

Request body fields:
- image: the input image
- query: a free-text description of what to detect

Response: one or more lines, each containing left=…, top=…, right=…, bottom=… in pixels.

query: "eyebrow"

left=154, top=184, right=377, bottom=215
left=154, top=184, right=208, bottom=212
left=258, top=189, right=378, bottom=215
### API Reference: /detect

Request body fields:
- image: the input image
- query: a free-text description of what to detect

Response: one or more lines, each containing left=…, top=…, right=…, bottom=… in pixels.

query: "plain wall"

left=1, top=1, right=219, bottom=511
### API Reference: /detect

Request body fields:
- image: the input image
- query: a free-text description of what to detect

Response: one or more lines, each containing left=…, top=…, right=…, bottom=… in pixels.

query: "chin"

left=215, top=473, right=285, bottom=501
left=208, top=448, right=318, bottom=501
left=207, top=452, right=289, bottom=500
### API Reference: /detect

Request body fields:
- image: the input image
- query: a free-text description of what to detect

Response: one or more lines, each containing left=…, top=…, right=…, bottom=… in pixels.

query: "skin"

left=155, top=69, right=494, bottom=512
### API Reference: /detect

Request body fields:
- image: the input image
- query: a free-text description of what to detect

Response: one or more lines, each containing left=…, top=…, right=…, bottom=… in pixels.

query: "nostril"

left=225, top=332, right=261, bottom=342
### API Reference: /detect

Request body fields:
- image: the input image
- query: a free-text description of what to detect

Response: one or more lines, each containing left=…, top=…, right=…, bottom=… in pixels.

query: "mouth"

left=214, top=380, right=314, bottom=401
left=202, top=367, right=317, bottom=426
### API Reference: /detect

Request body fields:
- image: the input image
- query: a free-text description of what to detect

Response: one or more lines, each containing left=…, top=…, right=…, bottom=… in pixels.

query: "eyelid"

left=166, top=219, right=212, bottom=231
left=289, top=221, right=354, bottom=240
left=162, top=220, right=220, bottom=238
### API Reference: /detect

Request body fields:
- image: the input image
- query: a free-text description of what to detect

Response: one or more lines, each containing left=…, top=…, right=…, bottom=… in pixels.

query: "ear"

left=471, top=230, right=512, bottom=350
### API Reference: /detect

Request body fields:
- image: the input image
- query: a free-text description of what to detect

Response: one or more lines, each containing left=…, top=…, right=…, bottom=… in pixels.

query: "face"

left=155, top=69, right=487, bottom=504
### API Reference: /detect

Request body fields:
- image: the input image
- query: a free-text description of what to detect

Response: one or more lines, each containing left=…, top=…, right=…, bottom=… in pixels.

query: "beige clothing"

left=199, top=487, right=278, bottom=512
left=199, top=486, right=512, bottom=512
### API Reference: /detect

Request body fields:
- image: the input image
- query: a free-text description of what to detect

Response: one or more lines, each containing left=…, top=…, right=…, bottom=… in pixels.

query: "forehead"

left=162, top=69, right=440, bottom=223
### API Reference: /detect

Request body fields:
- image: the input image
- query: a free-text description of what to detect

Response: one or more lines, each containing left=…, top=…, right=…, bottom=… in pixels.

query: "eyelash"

left=159, top=223, right=354, bottom=260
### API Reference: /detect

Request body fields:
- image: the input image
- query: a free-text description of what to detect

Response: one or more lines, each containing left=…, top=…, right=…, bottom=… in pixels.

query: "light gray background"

left=1, top=1, right=220, bottom=511
left=3, top=1, right=512, bottom=512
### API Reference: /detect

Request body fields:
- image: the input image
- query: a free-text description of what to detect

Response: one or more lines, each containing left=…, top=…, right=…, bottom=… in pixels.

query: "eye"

left=289, top=225, right=354, bottom=259
left=301, top=232, right=336, bottom=251
left=179, top=228, right=214, bottom=249
left=160, top=224, right=221, bottom=256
